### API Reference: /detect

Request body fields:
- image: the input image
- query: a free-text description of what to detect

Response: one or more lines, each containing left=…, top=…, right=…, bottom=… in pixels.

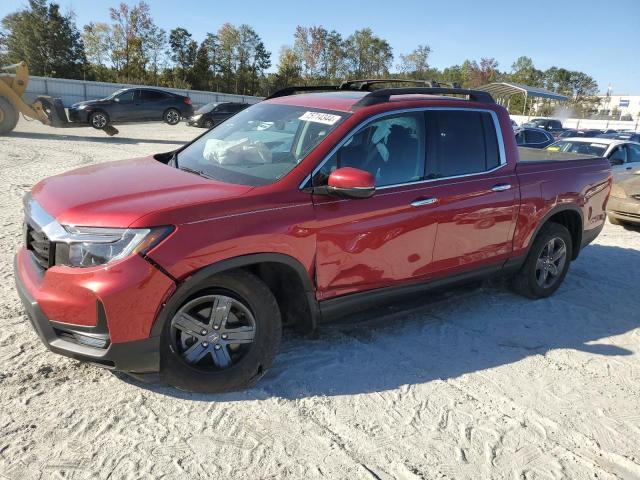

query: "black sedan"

left=68, top=88, right=194, bottom=129
left=515, top=127, right=555, bottom=148
left=187, top=102, right=249, bottom=128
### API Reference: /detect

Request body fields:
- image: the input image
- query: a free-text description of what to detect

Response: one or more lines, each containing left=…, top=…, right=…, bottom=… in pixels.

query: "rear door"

left=423, top=109, right=519, bottom=275
left=140, top=90, right=170, bottom=120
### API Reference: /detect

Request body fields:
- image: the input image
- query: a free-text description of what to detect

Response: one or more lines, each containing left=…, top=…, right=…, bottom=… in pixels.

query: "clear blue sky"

left=2, top=0, right=638, bottom=94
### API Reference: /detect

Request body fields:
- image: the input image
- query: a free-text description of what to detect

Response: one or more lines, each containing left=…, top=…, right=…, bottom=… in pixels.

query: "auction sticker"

left=299, top=111, right=342, bottom=125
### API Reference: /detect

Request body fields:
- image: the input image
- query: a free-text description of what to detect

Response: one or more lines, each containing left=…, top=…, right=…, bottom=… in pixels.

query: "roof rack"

left=265, top=85, right=343, bottom=100
left=339, top=78, right=459, bottom=90
left=265, top=79, right=494, bottom=108
left=352, top=86, right=494, bottom=108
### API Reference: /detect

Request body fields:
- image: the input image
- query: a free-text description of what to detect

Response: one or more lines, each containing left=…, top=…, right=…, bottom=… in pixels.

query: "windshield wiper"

left=179, top=165, right=215, bottom=180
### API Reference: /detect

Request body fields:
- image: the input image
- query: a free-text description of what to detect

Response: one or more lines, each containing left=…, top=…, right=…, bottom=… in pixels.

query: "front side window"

left=425, top=110, right=500, bottom=178
left=313, top=112, right=425, bottom=188
left=176, top=103, right=348, bottom=186
left=115, top=90, right=135, bottom=103
left=626, top=144, right=640, bottom=163
left=609, top=146, right=627, bottom=164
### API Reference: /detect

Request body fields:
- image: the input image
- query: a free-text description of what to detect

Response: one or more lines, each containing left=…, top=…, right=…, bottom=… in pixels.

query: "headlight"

left=192, top=114, right=202, bottom=120
left=54, top=225, right=173, bottom=267
left=76, top=104, right=89, bottom=110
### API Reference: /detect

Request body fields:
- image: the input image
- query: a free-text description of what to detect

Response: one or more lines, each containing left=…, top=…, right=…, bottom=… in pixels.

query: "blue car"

left=515, top=127, right=556, bottom=148
left=68, top=88, right=195, bottom=130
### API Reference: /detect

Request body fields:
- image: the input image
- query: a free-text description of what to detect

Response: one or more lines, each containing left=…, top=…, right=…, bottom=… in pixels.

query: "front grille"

left=26, top=223, right=54, bottom=269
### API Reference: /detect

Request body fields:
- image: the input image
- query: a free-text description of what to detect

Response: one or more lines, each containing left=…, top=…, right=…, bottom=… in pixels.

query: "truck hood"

left=31, top=156, right=253, bottom=227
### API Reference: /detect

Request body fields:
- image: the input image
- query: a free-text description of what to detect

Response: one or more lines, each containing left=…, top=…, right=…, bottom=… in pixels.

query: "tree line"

left=0, top=0, right=600, bottom=116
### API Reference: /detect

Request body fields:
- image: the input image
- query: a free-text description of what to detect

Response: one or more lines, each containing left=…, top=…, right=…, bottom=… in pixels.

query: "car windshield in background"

left=104, top=89, right=127, bottom=100
left=546, top=141, right=607, bottom=157
left=196, top=102, right=219, bottom=114
left=175, top=103, right=348, bottom=185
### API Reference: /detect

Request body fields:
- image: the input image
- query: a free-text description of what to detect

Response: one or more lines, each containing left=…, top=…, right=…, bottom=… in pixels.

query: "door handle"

left=411, top=197, right=438, bottom=207
left=491, top=184, right=512, bottom=192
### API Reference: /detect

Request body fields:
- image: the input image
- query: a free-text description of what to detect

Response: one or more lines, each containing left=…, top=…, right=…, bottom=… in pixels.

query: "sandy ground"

left=1, top=118, right=640, bottom=480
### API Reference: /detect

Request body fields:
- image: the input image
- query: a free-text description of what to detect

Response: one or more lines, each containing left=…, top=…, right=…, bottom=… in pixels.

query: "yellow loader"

left=0, top=61, right=117, bottom=135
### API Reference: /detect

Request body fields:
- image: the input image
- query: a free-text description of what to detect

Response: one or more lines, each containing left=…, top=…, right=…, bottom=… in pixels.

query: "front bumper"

left=14, top=254, right=161, bottom=372
left=67, top=108, right=90, bottom=123
left=607, top=195, right=640, bottom=224
left=186, top=117, right=204, bottom=127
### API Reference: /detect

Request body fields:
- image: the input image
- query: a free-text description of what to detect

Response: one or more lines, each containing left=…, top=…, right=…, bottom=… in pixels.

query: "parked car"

left=522, top=118, right=564, bottom=134
left=15, top=84, right=611, bottom=392
left=546, top=138, right=640, bottom=175
left=515, top=127, right=555, bottom=148
left=597, top=132, right=640, bottom=143
left=68, top=88, right=194, bottom=129
left=187, top=102, right=249, bottom=128
left=607, top=173, right=640, bottom=226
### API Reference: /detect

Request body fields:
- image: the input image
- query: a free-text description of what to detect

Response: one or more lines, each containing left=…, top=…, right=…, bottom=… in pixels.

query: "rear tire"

left=89, top=110, right=109, bottom=130
left=511, top=222, right=572, bottom=299
left=164, top=108, right=181, bottom=125
left=0, top=96, right=19, bottom=134
left=160, top=270, right=281, bottom=393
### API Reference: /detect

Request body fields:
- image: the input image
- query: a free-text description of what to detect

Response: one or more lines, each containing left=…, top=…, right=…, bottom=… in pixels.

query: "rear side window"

left=425, top=110, right=500, bottom=178
left=141, top=90, right=168, bottom=101
left=525, top=129, right=548, bottom=144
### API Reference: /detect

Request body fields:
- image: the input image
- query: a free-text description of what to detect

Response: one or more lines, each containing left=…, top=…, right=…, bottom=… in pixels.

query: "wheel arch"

left=151, top=253, right=319, bottom=337
left=528, top=205, right=583, bottom=260
left=89, top=108, right=109, bottom=126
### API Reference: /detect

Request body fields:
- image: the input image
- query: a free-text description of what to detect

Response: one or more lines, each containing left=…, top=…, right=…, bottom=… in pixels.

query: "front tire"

left=160, top=270, right=281, bottom=393
left=163, top=108, right=181, bottom=125
left=511, top=222, right=572, bottom=299
left=0, top=96, right=19, bottom=134
left=89, top=110, right=109, bottom=130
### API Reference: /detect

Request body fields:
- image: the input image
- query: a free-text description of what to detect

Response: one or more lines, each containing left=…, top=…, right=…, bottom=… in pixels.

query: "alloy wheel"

left=535, top=237, right=567, bottom=288
left=92, top=113, right=107, bottom=128
left=170, top=294, right=256, bottom=370
left=166, top=110, right=180, bottom=124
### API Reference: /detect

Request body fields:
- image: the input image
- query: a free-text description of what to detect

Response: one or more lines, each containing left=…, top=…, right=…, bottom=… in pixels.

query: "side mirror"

left=326, top=167, right=375, bottom=199
left=610, top=158, right=625, bottom=166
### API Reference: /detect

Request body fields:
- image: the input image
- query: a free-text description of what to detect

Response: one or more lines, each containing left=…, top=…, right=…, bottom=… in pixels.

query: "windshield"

left=196, top=102, right=219, bottom=114
left=175, top=103, right=348, bottom=186
left=104, top=89, right=127, bottom=100
left=546, top=141, right=607, bottom=157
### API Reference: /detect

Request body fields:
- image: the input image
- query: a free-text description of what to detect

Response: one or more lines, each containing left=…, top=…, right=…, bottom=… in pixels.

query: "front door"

left=312, top=111, right=438, bottom=299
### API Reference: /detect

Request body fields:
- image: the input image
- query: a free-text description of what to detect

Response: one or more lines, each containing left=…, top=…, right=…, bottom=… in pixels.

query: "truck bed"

left=517, top=146, right=603, bottom=163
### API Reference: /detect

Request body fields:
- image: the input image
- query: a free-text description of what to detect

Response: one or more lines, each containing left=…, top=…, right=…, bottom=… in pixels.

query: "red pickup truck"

left=14, top=81, right=611, bottom=392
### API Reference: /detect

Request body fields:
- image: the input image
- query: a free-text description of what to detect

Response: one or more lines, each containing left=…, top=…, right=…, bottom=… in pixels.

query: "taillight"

left=184, top=97, right=192, bottom=105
